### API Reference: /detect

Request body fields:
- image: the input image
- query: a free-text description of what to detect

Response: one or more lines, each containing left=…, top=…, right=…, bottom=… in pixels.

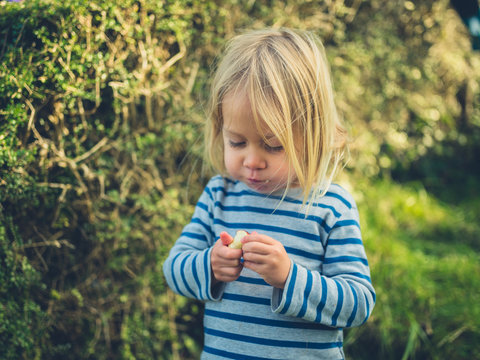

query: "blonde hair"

left=205, top=28, right=348, bottom=205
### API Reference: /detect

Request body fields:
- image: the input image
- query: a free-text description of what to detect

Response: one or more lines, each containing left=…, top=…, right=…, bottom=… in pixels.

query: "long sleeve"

left=272, top=202, right=375, bottom=328
left=162, top=181, right=219, bottom=301
left=164, top=177, right=375, bottom=359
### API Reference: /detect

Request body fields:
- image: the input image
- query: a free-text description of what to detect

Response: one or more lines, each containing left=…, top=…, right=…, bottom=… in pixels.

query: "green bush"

left=0, top=216, right=50, bottom=359
left=1, top=0, right=208, bottom=358
left=1, top=0, right=479, bottom=359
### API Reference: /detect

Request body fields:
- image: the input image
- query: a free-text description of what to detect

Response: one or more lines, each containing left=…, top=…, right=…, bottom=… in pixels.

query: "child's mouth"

left=246, top=178, right=271, bottom=191
left=248, top=178, right=270, bottom=184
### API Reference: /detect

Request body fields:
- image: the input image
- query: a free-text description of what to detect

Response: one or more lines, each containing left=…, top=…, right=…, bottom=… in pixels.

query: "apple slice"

left=228, top=230, right=248, bottom=249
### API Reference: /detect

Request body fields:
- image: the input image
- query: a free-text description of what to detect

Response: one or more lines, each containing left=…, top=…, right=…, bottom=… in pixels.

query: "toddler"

left=163, top=28, right=375, bottom=359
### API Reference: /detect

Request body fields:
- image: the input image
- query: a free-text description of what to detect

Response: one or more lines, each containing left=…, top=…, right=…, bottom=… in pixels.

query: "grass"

left=344, top=179, right=480, bottom=359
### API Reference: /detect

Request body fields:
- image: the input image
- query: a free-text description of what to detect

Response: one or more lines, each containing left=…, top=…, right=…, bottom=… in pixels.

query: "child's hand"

left=211, top=232, right=243, bottom=283
left=241, top=232, right=291, bottom=289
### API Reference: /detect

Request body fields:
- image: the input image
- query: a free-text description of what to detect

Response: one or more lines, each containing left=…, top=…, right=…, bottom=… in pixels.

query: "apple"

left=228, top=230, right=248, bottom=249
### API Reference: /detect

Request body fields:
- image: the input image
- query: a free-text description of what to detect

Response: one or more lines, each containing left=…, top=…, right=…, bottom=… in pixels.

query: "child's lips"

left=248, top=178, right=270, bottom=184
left=247, top=178, right=271, bottom=190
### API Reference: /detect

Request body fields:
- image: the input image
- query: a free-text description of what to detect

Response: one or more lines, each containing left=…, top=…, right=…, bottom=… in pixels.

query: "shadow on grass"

left=392, top=136, right=480, bottom=207
left=391, top=134, right=480, bottom=254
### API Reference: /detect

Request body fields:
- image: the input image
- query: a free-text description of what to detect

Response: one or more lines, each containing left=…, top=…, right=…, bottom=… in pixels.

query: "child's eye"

left=229, top=140, right=245, bottom=148
left=264, top=143, right=284, bottom=152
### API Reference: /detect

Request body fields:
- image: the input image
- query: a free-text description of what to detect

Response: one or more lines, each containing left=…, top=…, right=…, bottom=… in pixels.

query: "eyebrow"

left=222, top=128, right=242, bottom=137
left=222, top=127, right=277, bottom=140
left=263, top=133, right=277, bottom=140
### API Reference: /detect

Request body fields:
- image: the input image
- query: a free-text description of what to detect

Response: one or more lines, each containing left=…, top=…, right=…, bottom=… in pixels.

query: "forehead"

left=221, top=90, right=274, bottom=136
left=222, top=90, right=251, bottom=129
left=222, top=89, right=250, bottom=116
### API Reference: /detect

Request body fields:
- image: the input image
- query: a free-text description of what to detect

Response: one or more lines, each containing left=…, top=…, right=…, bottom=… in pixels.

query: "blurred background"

left=1, top=0, right=479, bottom=359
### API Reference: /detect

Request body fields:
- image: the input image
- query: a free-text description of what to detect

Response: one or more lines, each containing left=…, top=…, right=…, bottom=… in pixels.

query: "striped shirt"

left=162, top=176, right=375, bottom=359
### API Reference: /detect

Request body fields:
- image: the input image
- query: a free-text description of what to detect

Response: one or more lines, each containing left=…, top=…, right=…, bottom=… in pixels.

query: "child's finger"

left=242, top=242, right=271, bottom=256
left=214, top=238, right=243, bottom=260
left=242, top=232, right=276, bottom=245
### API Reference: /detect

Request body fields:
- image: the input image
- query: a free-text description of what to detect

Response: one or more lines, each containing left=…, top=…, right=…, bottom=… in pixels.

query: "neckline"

left=231, top=177, right=306, bottom=201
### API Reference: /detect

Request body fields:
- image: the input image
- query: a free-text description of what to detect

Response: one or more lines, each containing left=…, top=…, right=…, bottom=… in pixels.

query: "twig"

left=18, top=227, right=74, bottom=250
left=438, top=325, right=470, bottom=347
left=73, top=137, right=110, bottom=163
left=157, top=32, right=186, bottom=75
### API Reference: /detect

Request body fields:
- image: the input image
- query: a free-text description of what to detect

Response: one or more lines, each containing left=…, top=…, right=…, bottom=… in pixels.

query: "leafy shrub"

left=0, top=215, right=50, bottom=359
left=1, top=0, right=208, bottom=358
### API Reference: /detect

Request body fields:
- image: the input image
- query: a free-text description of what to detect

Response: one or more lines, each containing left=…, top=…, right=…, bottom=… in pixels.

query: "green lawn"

left=344, top=179, right=480, bottom=359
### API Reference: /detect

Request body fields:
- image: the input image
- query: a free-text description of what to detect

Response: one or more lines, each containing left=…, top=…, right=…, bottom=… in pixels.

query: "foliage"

left=0, top=0, right=479, bottom=359
left=0, top=215, right=50, bottom=359
left=1, top=0, right=207, bottom=358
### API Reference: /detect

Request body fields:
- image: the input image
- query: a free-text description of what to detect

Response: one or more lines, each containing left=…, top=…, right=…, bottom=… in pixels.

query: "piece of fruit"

left=220, top=231, right=233, bottom=246
left=228, top=230, right=248, bottom=249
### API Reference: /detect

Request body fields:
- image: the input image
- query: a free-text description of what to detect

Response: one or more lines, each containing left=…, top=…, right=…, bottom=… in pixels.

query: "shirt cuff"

left=271, top=260, right=294, bottom=313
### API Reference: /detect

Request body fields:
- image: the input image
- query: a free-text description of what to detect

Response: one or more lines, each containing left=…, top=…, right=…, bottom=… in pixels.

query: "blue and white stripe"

left=163, top=175, right=375, bottom=359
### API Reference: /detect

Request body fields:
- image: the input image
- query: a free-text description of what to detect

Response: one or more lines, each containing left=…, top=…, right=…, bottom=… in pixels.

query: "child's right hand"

left=211, top=232, right=243, bottom=283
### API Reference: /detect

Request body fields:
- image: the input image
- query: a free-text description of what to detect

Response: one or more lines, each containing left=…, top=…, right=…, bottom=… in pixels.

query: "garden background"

left=1, top=0, right=479, bottom=359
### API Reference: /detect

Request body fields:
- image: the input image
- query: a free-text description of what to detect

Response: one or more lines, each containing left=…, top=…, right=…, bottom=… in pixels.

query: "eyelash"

left=228, top=140, right=245, bottom=148
left=264, top=144, right=284, bottom=152
left=228, top=140, right=283, bottom=152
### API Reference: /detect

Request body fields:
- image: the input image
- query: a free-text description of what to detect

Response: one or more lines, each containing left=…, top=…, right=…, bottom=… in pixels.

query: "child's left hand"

left=241, top=232, right=291, bottom=289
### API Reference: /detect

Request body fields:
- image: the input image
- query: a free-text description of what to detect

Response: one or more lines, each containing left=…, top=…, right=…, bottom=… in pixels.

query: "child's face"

left=221, top=91, right=297, bottom=194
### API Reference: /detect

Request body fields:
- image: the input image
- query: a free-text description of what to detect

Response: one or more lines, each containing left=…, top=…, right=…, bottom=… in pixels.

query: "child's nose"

left=243, top=150, right=266, bottom=170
